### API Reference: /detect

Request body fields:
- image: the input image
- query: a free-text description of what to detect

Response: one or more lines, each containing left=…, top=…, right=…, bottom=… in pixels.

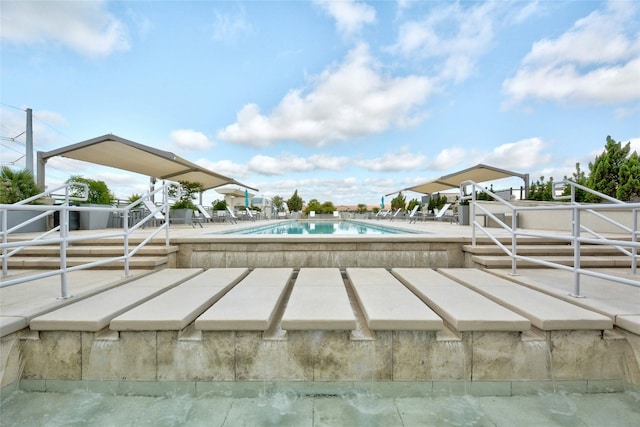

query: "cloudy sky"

left=1, top=0, right=639, bottom=207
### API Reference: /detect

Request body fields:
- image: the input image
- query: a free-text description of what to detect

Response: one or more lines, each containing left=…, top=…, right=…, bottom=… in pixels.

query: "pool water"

left=218, top=220, right=416, bottom=235
left=1, top=388, right=639, bottom=426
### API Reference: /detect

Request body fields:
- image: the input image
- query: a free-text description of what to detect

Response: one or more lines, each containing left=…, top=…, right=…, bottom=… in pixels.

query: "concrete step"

left=472, top=255, right=632, bottom=268
left=463, top=244, right=622, bottom=256
left=7, top=256, right=170, bottom=270
left=14, top=245, right=178, bottom=257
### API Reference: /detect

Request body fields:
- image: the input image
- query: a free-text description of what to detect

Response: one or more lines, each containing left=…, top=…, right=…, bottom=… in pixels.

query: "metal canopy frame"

left=389, top=163, right=529, bottom=196
left=36, top=133, right=258, bottom=192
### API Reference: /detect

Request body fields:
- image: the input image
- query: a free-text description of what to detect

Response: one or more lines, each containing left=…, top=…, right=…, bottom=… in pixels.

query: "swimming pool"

left=217, top=220, right=418, bottom=235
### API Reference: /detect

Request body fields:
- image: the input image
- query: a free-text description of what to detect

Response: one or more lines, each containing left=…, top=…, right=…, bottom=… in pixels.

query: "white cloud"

left=0, top=0, right=130, bottom=57
left=313, top=0, right=376, bottom=37
left=248, top=153, right=349, bottom=176
left=503, top=1, right=640, bottom=106
left=430, top=147, right=466, bottom=171
left=170, top=129, right=215, bottom=152
left=217, top=44, right=432, bottom=147
left=354, top=147, right=427, bottom=172
left=196, top=158, right=248, bottom=179
left=478, top=137, right=552, bottom=170
left=211, top=8, right=253, bottom=42
left=391, top=2, right=497, bottom=83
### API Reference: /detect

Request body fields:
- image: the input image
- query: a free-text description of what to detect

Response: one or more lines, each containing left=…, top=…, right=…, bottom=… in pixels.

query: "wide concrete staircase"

left=464, top=238, right=633, bottom=269
left=4, top=238, right=178, bottom=271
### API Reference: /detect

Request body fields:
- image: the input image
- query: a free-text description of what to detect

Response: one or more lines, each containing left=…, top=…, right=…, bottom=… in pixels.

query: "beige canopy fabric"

left=390, top=163, right=529, bottom=196
left=36, top=134, right=258, bottom=191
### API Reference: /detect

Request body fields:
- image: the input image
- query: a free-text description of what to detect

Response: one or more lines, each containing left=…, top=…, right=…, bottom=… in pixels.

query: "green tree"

left=0, top=167, right=42, bottom=204
left=168, top=181, right=203, bottom=210
left=127, top=193, right=142, bottom=204
left=407, top=198, right=421, bottom=212
left=587, top=136, right=630, bottom=199
left=212, top=199, right=227, bottom=210
left=527, top=177, right=554, bottom=201
left=391, top=192, right=406, bottom=211
left=287, top=189, right=303, bottom=212
left=320, top=201, right=335, bottom=214
left=305, top=198, right=322, bottom=214
left=563, top=162, right=590, bottom=202
left=67, top=175, right=114, bottom=205
left=356, top=203, right=368, bottom=214
left=617, top=151, right=640, bottom=201
left=272, top=195, right=284, bottom=212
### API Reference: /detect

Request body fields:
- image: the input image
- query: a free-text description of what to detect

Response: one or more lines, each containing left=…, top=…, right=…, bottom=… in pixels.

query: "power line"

left=0, top=102, right=25, bottom=111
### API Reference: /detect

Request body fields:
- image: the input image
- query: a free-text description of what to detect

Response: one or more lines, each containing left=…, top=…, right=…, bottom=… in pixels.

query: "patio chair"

left=226, top=206, right=238, bottom=224
left=377, top=209, right=391, bottom=219
left=424, top=203, right=453, bottom=222
left=246, top=208, right=256, bottom=221
left=196, top=204, right=212, bottom=222
left=142, top=200, right=166, bottom=228
left=407, top=205, right=420, bottom=223
left=389, top=208, right=402, bottom=221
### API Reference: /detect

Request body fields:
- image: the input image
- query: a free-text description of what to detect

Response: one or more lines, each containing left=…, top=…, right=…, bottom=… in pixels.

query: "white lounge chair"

left=246, top=208, right=256, bottom=221
left=226, top=206, right=238, bottom=224
left=196, top=204, right=212, bottom=222
left=407, top=205, right=420, bottom=223
left=378, top=209, right=391, bottom=219
left=389, top=208, right=402, bottom=221
left=142, top=200, right=166, bottom=227
left=424, top=203, right=452, bottom=222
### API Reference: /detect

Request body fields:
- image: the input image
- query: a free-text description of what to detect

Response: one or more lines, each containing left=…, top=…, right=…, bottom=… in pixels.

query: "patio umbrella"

left=245, top=189, right=249, bottom=208
left=380, top=196, right=384, bottom=210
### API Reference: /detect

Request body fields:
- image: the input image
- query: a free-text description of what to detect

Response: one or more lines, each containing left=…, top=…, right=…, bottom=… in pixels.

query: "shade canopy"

left=389, top=164, right=529, bottom=196
left=37, top=134, right=257, bottom=191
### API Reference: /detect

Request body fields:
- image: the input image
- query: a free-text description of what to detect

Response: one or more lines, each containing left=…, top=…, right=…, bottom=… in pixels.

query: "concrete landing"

left=29, top=269, right=203, bottom=331
left=346, top=268, right=443, bottom=330
left=110, top=268, right=249, bottom=331
left=195, top=268, right=293, bottom=331
left=281, top=268, right=356, bottom=330
left=488, top=268, right=640, bottom=334
left=392, top=268, right=530, bottom=332
left=439, top=268, right=614, bottom=331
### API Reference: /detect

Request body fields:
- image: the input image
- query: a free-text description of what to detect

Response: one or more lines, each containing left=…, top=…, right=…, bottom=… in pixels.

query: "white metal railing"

left=1, top=183, right=171, bottom=299
left=461, top=179, right=640, bottom=297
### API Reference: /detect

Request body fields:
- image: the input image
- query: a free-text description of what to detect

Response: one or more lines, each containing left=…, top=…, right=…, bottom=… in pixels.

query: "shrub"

left=0, top=167, right=42, bottom=204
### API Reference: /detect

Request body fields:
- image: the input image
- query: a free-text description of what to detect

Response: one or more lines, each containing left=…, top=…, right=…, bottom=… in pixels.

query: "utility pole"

left=26, top=108, right=33, bottom=174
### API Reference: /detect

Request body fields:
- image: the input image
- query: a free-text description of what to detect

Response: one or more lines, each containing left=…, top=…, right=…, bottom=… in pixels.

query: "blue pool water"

left=218, top=220, right=417, bottom=235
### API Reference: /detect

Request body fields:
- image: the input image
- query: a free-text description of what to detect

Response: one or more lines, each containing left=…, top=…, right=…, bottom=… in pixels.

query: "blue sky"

left=1, top=0, right=639, bottom=207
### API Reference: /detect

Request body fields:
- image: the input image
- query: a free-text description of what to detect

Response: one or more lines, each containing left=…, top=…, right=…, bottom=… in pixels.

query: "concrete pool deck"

left=1, top=218, right=639, bottom=394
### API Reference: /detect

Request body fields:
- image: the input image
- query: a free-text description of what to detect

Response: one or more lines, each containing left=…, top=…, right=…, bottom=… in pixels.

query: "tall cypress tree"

left=617, top=151, right=640, bottom=201
left=587, top=136, right=630, bottom=199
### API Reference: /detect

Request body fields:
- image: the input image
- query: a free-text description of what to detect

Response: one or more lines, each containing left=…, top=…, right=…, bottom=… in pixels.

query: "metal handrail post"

left=164, top=185, right=170, bottom=246
left=571, top=206, right=582, bottom=297
left=124, top=208, right=130, bottom=277
left=59, top=204, right=70, bottom=299
left=2, top=210, right=7, bottom=277
left=511, top=205, right=517, bottom=275
left=471, top=191, right=477, bottom=245
left=633, top=209, right=638, bottom=275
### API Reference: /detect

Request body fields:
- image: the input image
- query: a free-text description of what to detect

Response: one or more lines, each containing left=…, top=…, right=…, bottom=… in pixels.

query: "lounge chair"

left=423, top=203, right=453, bottom=222
left=226, top=206, right=238, bottom=224
left=389, top=208, right=402, bottom=221
left=142, top=200, right=166, bottom=227
left=407, top=205, right=420, bottom=223
left=245, top=208, right=256, bottom=221
left=378, top=209, right=391, bottom=219
left=196, top=204, right=212, bottom=222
